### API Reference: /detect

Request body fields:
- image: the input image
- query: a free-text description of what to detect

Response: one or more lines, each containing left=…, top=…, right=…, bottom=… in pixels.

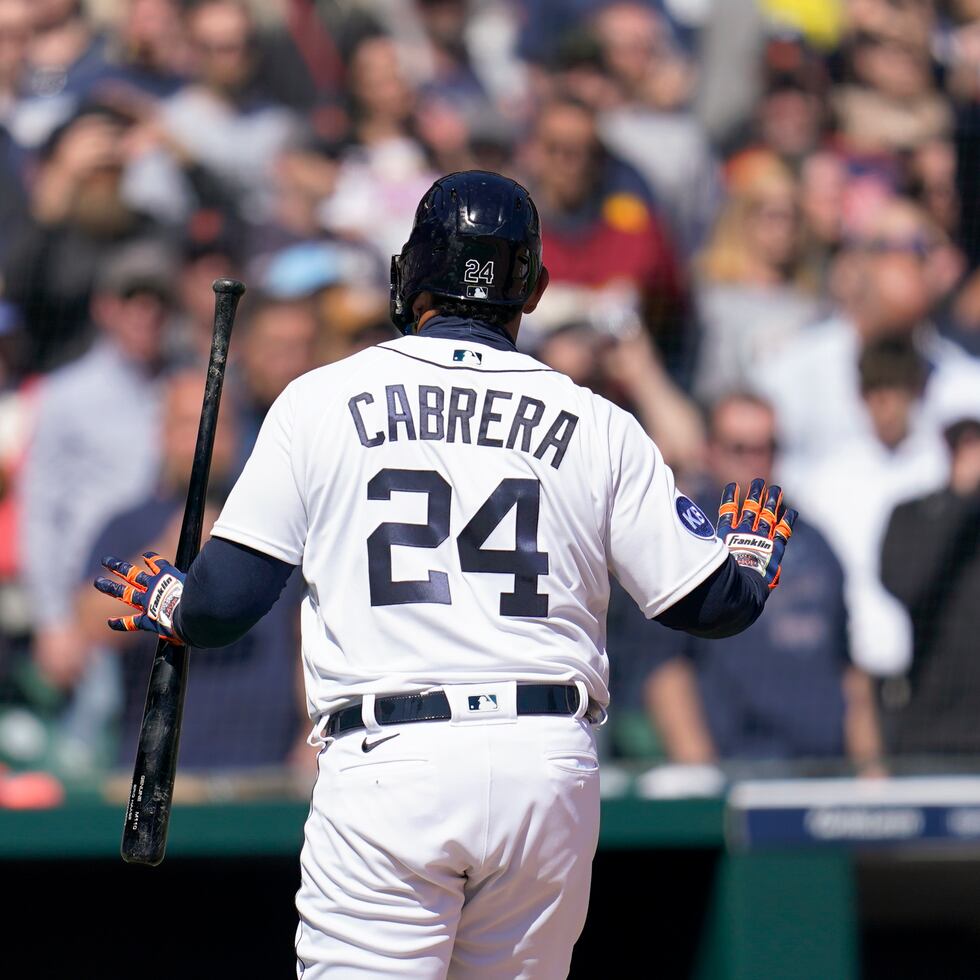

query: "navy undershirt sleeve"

left=174, top=539, right=763, bottom=646
left=174, top=536, right=298, bottom=648
left=653, top=555, right=768, bottom=638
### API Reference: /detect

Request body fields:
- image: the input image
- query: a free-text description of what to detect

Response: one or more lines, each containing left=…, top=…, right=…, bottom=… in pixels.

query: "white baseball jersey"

left=211, top=333, right=726, bottom=722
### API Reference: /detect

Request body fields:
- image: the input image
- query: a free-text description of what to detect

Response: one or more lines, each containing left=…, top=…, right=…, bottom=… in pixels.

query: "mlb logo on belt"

left=453, top=349, right=483, bottom=365
left=468, top=694, right=498, bottom=711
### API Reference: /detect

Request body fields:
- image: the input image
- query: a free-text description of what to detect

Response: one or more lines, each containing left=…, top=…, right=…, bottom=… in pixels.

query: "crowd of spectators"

left=0, top=0, right=978, bottom=784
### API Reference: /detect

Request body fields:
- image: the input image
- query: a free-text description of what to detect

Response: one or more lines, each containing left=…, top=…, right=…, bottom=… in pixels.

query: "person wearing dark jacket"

left=881, top=413, right=980, bottom=755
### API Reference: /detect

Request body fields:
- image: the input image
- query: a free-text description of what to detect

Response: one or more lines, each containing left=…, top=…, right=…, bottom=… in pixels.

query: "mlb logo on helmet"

left=469, top=694, right=499, bottom=711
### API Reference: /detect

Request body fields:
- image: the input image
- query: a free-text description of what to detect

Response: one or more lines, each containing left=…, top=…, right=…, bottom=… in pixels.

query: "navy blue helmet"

left=390, top=170, right=542, bottom=332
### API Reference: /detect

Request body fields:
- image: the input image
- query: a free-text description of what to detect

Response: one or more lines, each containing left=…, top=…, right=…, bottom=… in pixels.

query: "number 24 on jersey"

left=367, top=468, right=549, bottom=617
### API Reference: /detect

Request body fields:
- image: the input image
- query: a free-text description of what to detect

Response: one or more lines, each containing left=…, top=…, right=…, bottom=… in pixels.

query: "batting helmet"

left=390, top=170, right=543, bottom=332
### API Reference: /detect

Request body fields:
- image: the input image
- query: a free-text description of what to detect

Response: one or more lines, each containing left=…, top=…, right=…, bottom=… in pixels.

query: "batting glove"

left=93, top=552, right=186, bottom=643
left=717, top=479, right=797, bottom=590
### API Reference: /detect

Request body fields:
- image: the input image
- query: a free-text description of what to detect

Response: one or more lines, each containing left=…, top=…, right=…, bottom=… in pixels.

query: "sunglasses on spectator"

left=863, top=235, right=934, bottom=258
left=193, top=38, right=249, bottom=56
left=714, top=439, right=779, bottom=456
left=541, top=140, right=595, bottom=159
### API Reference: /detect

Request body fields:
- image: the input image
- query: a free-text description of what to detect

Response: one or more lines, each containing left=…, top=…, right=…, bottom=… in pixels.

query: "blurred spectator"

left=254, top=135, right=341, bottom=255
left=525, top=97, right=688, bottom=377
left=158, top=0, right=302, bottom=224
left=9, top=0, right=114, bottom=150
left=168, top=208, right=242, bottom=363
left=592, top=2, right=695, bottom=111
left=533, top=314, right=705, bottom=479
left=254, top=241, right=388, bottom=364
left=74, top=368, right=304, bottom=771
left=694, top=149, right=822, bottom=403
left=753, top=31, right=830, bottom=164
left=231, top=293, right=318, bottom=468
left=881, top=406, right=980, bottom=755
left=644, top=392, right=883, bottom=771
left=3, top=100, right=161, bottom=372
left=101, top=0, right=187, bottom=98
left=21, top=240, right=177, bottom=691
left=591, top=2, right=722, bottom=255
left=517, top=0, right=608, bottom=68
left=906, top=137, right=960, bottom=238
left=796, top=337, right=948, bottom=676
left=318, top=33, right=436, bottom=262
left=248, top=3, right=325, bottom=114
left=833, top=16, right=952, bottom=155
left=408, top=0, right=493, bottom=112
left=757, top=196, right=972, bottom=489
left=369, top=0, right=528, bottom=121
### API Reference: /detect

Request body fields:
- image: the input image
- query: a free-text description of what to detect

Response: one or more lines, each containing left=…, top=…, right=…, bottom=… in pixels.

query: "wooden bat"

left=121, top=278, right=245, bottom=866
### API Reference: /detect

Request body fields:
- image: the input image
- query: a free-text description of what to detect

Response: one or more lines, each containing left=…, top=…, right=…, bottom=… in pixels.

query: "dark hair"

left=858, top=336, right=927, bottom=395
left=431, top=296, right=517, bottom=328
left=944, top=418, right=980, bottom=451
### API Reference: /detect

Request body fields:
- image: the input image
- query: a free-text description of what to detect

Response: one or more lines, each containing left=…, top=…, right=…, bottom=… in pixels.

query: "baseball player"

left=95, top=171, right=795, bottom=979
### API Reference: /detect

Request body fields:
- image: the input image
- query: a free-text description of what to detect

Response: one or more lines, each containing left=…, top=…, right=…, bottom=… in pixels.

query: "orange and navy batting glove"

left=717, top=478, right=797, bottom=590
left=93, top=552, right=186, bottom=643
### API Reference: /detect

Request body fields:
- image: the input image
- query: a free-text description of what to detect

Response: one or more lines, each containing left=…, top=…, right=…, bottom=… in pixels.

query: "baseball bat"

left=121, top=278, right=246, bottom=866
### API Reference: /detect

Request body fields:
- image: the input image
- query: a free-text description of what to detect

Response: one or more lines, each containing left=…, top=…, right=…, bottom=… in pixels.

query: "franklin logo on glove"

left=94, top=552, right=187, bottom=643
left=716, top=479, right=796, bottom=589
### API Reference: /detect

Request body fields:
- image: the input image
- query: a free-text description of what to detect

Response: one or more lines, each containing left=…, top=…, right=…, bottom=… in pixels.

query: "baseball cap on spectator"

left=257, top=241, right=379, bottom=301
left=94, top=239, right=180, bottom=304
left=258, top=242, right=346, bottom=299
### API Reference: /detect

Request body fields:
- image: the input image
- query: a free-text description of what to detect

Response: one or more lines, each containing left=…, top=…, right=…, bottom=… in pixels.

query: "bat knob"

left=212, top=278, right=246, bottom=296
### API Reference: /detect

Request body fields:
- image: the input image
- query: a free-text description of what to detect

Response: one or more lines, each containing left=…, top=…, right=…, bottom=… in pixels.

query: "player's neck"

left=416, top=308, right=520, bottom=344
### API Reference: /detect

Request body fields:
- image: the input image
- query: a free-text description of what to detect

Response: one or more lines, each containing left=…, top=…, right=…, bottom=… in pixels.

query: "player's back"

left=213, top=331, right=724, bottom=718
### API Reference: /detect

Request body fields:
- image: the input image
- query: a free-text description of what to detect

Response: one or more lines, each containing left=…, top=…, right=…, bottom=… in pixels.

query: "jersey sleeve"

left=605, top=406, right=726, bottom=618
left=211, top=383, right=308, bottom=564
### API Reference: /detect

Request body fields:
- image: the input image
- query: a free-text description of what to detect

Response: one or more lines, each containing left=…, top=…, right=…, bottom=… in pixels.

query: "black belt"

left=325, top=684, right=583, bottom=737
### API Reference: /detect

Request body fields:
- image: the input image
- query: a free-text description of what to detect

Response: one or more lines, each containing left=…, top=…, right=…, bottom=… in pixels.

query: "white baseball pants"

left=294, top=684, right=600, bottom=979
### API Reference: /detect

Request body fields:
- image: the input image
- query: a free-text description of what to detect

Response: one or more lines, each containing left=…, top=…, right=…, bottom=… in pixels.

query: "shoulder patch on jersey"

left=675, top=496, right=715, bottom=539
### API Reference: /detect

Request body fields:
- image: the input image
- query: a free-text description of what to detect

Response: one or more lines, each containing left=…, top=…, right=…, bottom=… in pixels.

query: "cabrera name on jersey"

left=348, top=372, right=578, bottom=467
left=210, top=334, right=726, bottom=720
